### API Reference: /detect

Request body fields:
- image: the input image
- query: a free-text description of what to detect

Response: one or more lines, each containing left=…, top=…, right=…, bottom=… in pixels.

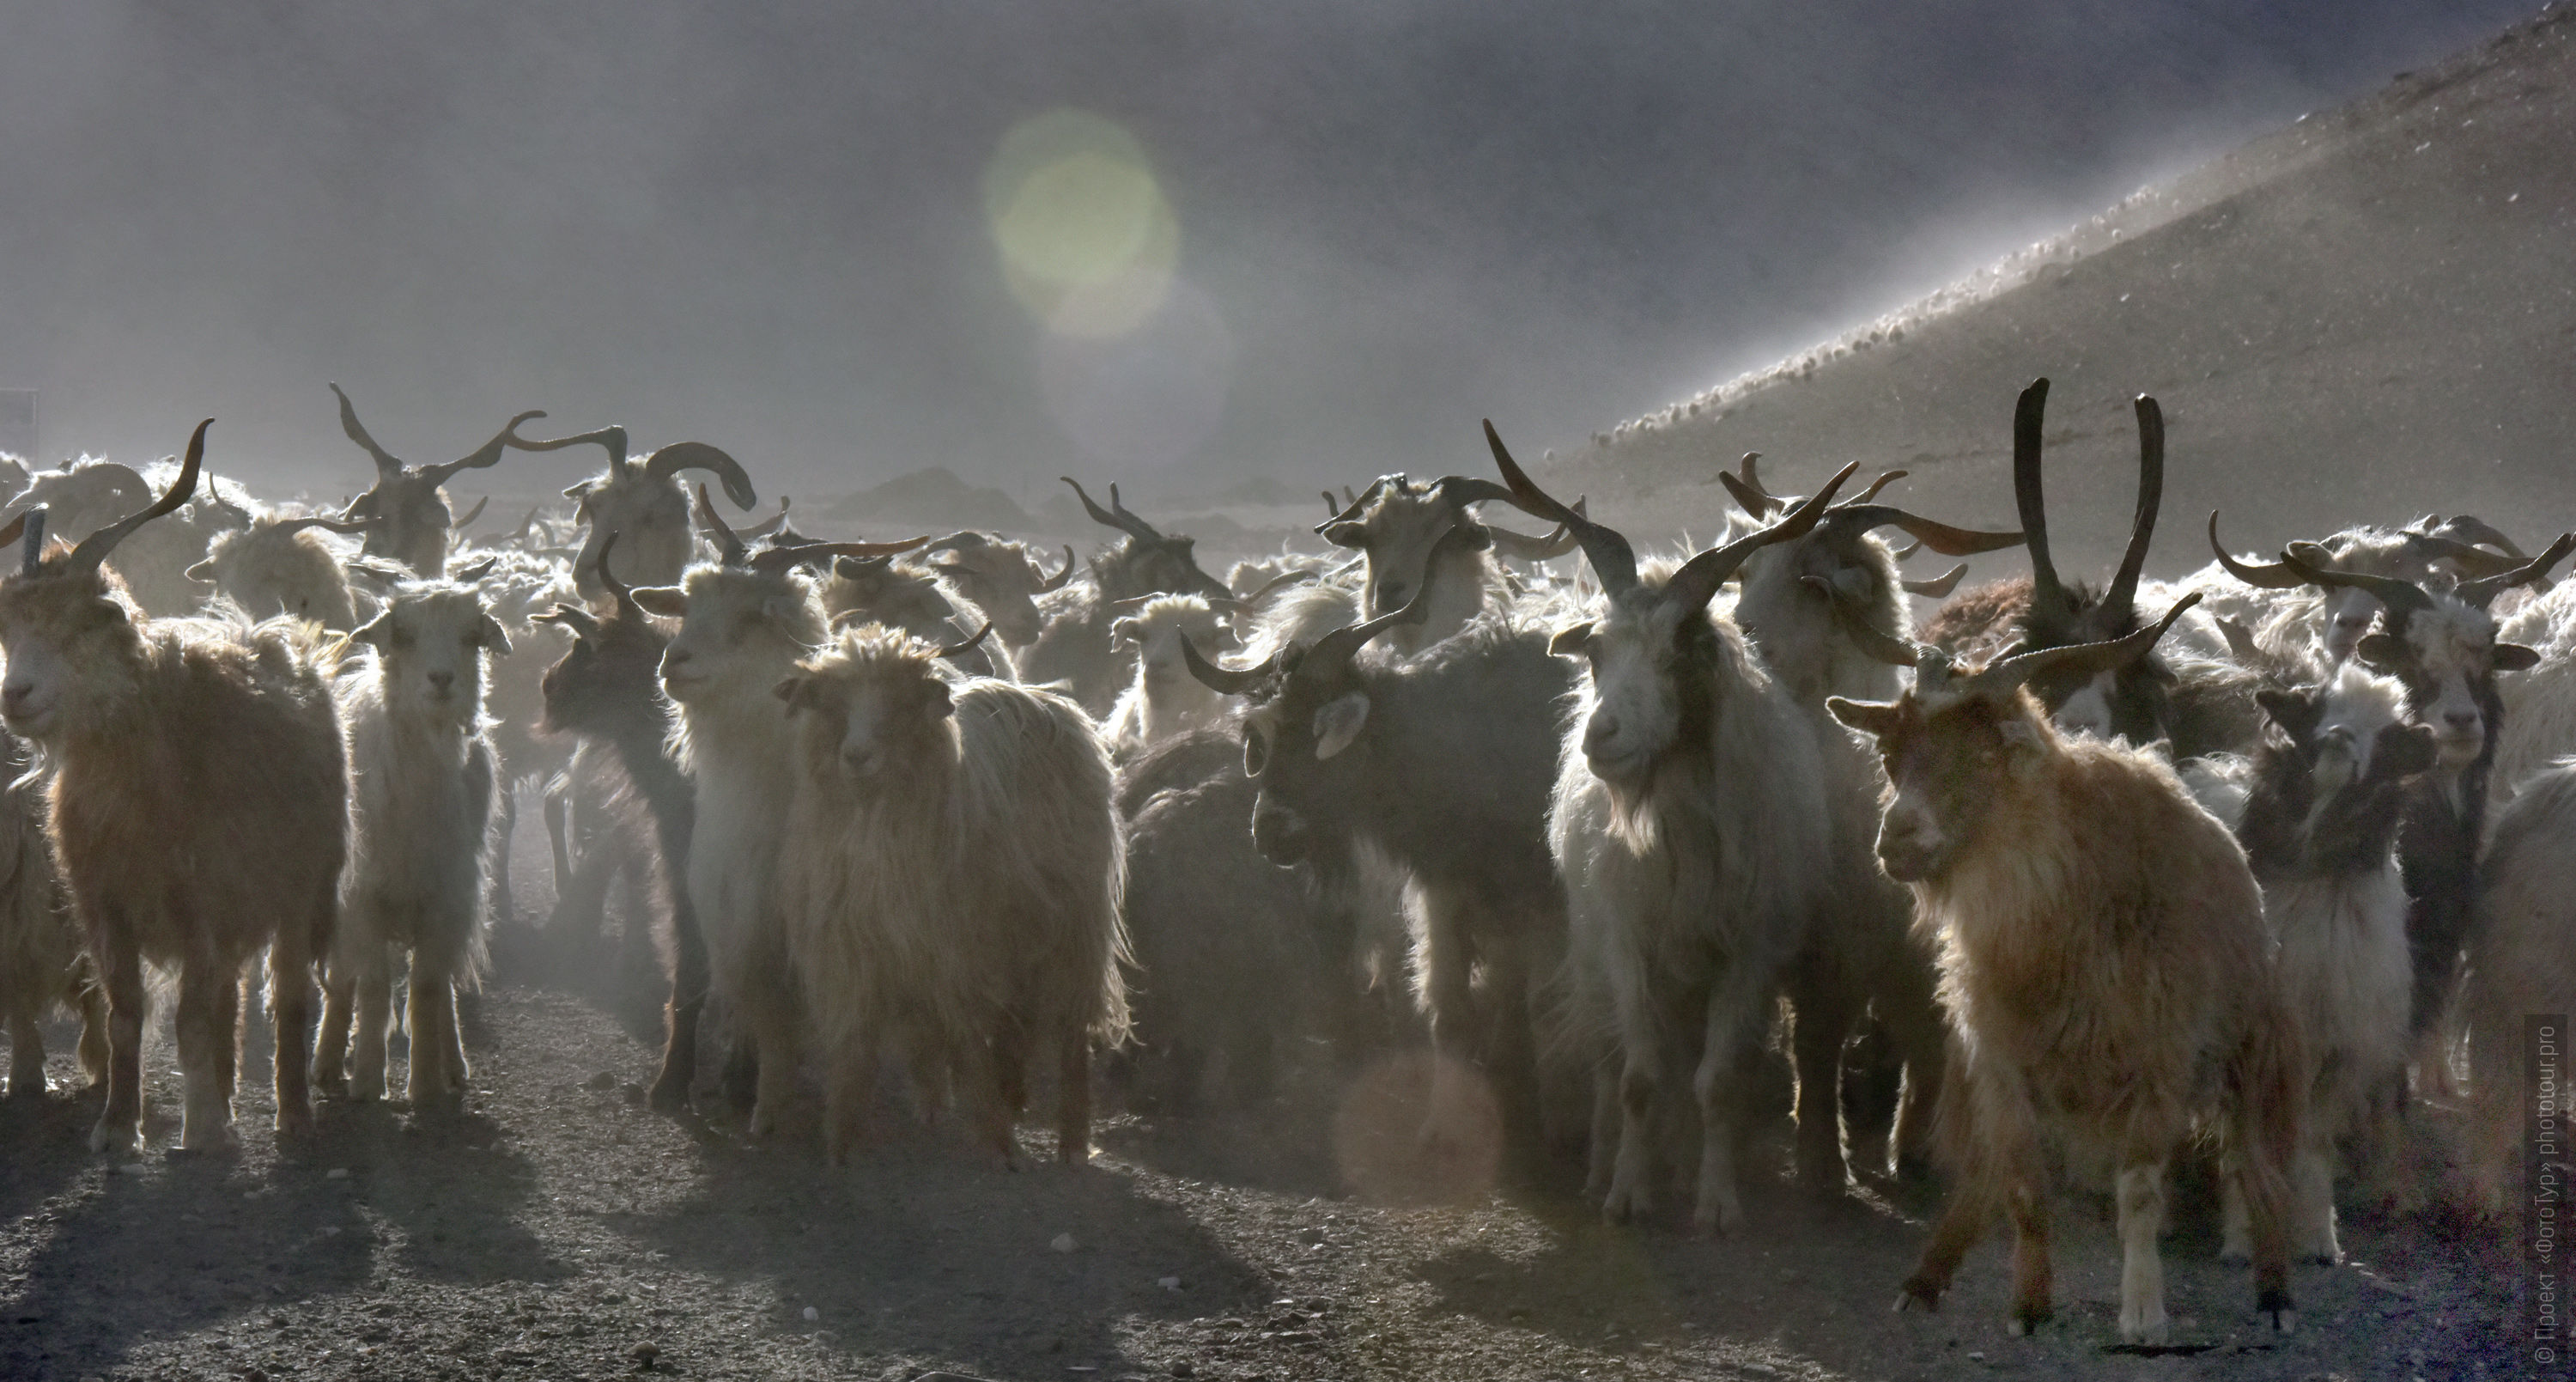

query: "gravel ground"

left=0, top=959, right=2533, bottom=1382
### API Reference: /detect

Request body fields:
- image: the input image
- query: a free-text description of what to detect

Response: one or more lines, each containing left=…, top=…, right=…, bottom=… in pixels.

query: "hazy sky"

left=0, top=2, right=2537, bottom=502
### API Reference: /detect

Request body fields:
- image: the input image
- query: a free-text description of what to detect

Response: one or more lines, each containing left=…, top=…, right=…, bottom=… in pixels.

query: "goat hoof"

left=1897, top=1276, right=1944, bottom=1313
left=2117, top=1311, right=2170, bottom=1346
left=89, top=1118, right=142, bottom=1157
left=2269, top=1307, right=2297, bottom=1335
left=2006, top=1306, right=2050, bottom=1337
left=2257, top=1288, right=2297, bottom=1334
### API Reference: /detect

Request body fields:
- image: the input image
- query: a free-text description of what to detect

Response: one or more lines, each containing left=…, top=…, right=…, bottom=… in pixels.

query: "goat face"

left=346, top=474, right=456, bottom=577
left=1095, top=533, right=1228, bottom=605
left=638, top=568, right=822, bottom=708
left=0, top=569, right=143, bottom=741
left=776, top=627, right=954, bottom=791
left=1324, top=481, right=1459, bottom=618
left=568, top=472, right=691, bottom=597
left=538, top=611, right=665, bottom=739
left=1830, top=690, right=2041, bottom=883
left=2356, top=602, right=2535, bottom=769
left=1550, top=587, right=1717, bottom=793
left=1235, top=660, right=1370, bottom=867
left=2245, top=667, right=2437, bottom=874
left=1114, top=598, right=1231, bottom=696
left=355, top=584, right=509, bottom=723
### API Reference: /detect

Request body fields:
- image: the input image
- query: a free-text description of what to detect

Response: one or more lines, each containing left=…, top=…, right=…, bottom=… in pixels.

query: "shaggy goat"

left=822, top=553, right=1005, bottom=678
left=2201, top=514, right=2533, bottom=665
left=0, top=423, right=348, bottom=1154
left=630, top=503, right=928, bottom=1135
left=186, top=510, right=371, bottom=630
left=1315, top=474, right=1576, bottom=654
left=1718, top=455, right=2021, bottom=1180
left=1182, top=521, right=1577, bottom=1151
left=0, top=725, right=102, bottom=1098
left=1103, top=594, right=1236, bottom=756
left=1826, top=598, right=2302, bottom=1344
left=775, top=624, right=1127, bottom=1165
left=534, top=533, right=710, bottom=1110
left=329, top=384, right=542, bottom=576
left=2220, top=665, right=2435, bottom=1263
left=503, top=418, right=758, bottom=596
left=1023, top=478, right=1230, bottom=714
left=2461, top=762, right=2576, bottom=1222
left=1486, top=427, right=1853, bottom=1227
left=919, top=532, right=1076, bottom=651
left=313, top=578, right=511, bottom=1106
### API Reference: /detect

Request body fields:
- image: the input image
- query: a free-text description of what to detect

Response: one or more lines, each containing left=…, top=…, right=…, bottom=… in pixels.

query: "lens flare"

left=984, top=109, right=1178, bottom=338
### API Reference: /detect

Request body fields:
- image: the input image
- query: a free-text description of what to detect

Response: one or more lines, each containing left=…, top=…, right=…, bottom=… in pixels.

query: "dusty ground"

left=0, top=922, right=2533, bottom=1382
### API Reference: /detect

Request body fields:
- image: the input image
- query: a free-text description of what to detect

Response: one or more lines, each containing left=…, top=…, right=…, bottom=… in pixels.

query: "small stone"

left=1051, top=1233, right=1078, bottom=1253
left=1157, top=1276, right=1182, bottom=1291
left=622, top=1081, right=647, bottom=1105
left=802, top=1306, right=819, bottom=1322
left=325, top=1167, right=350, bottom=1180
left=1170, top=1366, right=1195, bottom=1379
left=1967, top=1351, right=1985, bottom=1361
left=628, top=1339, right=659, bottom=1367
left=588, top=1071, right=617, bottom=1091
left=319, top=1226, right=342, bottom=1237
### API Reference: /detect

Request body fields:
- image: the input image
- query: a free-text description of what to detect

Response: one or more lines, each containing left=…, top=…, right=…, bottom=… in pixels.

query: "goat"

left=1719, top=455, right=2021, bottom=1179
left=822, top=554, right=1004, bottom=678
left=2202, top=514, right=2534, bottom=664
left=533, top=534, right=710, bottom=1111
left=1023, top=478, right=1230, bottom=714
left=2220, top=665, right=2435, bottom=1263
left=775, top=624, right=1127, bottom=1165
left=328, top=384, right=542, bottom=576
left=186, top=511, right=371, bottom=630
left=0, top=459, right=248, bottom=618
left=1485, top=427, right=1854, bottom=1227
left=313, top=578, right=510, bottom=1107
left=1103, top=594, right=1235, bottom=756
left=1182, top=521, right=1577, bottom=1153
left=0, top=423, right=348, bottom=1154
left=501, top=418, right=756, bottom=597
left=2461, top=762, right=2576, bottom=1223
left=1826, top=597, right=2303, bottom=1343
left=1315, top=475, right=1576, bottom=654
left=2489, top=577, right=2576, bottom=801
left=630, top=498, right=928, bottom=1135
left=919, top=533, right=1076, bottom=652
left=2272, top=542, right=2570, bottom=1057
left=0, top=726, right=103, bottom=1098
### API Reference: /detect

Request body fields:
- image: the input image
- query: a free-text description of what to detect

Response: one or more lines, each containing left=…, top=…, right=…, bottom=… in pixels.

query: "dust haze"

left=0, top=2, right=2537, bottom=502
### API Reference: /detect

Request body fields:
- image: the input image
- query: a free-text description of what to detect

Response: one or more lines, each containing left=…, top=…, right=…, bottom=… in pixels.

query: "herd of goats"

left=0, top=376, right=2569, bottom=1346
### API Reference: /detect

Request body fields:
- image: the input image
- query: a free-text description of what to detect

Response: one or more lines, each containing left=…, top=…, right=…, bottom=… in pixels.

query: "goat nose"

left=2445, top=708, right=2482, bottom=732
left=1584, top=715, right=1621, bottom=752
left=1, top=682, right=28, bottom=712
left=427, top=670, right=454, bottom=690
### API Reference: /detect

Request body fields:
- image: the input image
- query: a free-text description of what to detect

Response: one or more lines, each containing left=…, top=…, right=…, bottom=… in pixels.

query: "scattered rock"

left=1157, top=1276, right=1182, bottom=1291
left=1051, top=1233, right=1078, bottom=1253
left=325, top=1167, right=350, bottom=1180
left=588, top=1071, right=618, bottom=1091
left=628, top=1339, right=659, bottom=1369
left=802, top=1306, right=819, bottom=1322
left=621, top=1081, right=647, bottom=1105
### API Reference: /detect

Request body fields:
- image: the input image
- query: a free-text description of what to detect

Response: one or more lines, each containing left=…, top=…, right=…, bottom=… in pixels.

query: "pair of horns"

left=2269, top=532, right=2576, bottom=624
left=331, top=383, right=546, bottom=488
left=923, top=533, right=1078, bottom=594
left=0, top=420, right=214, bottom=580
left=507, top=420, right=759, bottom=512
left=693, top=484, right=930, bottom=573
left=1839, top=591, right=2204, bottom=704
left=1179, top=524, right=1485, bottom=697
left=2017, top=379, right=2165, bottom=642
left=1062, top=476, right=1168, bottom=545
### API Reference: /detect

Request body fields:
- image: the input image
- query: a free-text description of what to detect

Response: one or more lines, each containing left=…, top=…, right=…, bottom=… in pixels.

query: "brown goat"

left=1826, top=597, right=2304, bottom=1344
left=0, top=423, right=348, bottom=1154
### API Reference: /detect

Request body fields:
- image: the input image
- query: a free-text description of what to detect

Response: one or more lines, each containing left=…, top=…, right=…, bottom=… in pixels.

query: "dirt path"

left=0, top=976, right=2527, bottom=1382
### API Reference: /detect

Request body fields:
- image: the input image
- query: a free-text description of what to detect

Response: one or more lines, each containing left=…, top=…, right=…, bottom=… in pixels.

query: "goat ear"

left=1110, top=617, right=1139, bottom=648
left=351, top=612, right=391, bottom=647
left=184, top=558, right=216, bottom=584
left=2494, top=641, right=2543, bottom=673
left=562, top=481, right=595, bottom=501
left=1242, top=723, right=1272, bottom=777
left=631, top=586, right=686, bottom=617
left=2254, top=688, right=2319, bottom=744
left=477, top=615, right=513, bottom=656
left=2354, top=631, right=2407, bottom=672
left=1321, top=521, right=1367, bottom=549
left=1825, top=696, right=1898, bottom=739
left=1312, top=691, right=1370, bottom=760
left=1547, top=622, right=1595, bottom=659
left=772, top=676, right=805, bottom=710
left=2382, top=722, right=2439, bottom=776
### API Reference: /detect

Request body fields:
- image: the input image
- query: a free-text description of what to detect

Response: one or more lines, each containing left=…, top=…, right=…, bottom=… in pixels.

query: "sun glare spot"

left=985, top=109, right=1178, bottom=338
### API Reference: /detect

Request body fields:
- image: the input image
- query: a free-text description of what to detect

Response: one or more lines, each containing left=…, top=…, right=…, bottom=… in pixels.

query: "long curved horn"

left=1717, top=469, right=1772, bottom=518
left=1303, top=525, right=1481, bottom=672
left=507, top=505, right=542, bottom=545
left=746, top=536, right=934, bottom=575
left=596, top=530, right=641, bottom=620
left=505, top=423, right=633, bottom=472
left=1814, top=505, right=2023, bottom=557
left=693, top=484, right=749, bottom=565
left=2096, top=393, right=2165, bottom=629
left=2206, top=513, right=2309, bottom=588
left=2421, top=514, right=2529, bottom=561
left=1843, top=469, right=1908, bottom=506
left=1486, top=516, right=1580, bottom=562
left=1178, top=630, right=1273, bottom=696
left=1807, top=576, right=1925, bottom=667
left=2456, top=533, right=2576, bottom=610
left=452, top=555, right=500, bottom=582
left=1061, top=476, right=1163, bottom=544
left=329, top=383, right=403, bottom=478
left=935, top=621, right=995, bottom=662
left=2012, top=378, right=2068, bottom=628
left=425, top=411, right=548, bottom=485
left=2403, top=533, right=2529, bottom=578
left=739, top=498, right=792, bottom=541
left=644, top=442, right=756, bottom=511
left=1485, top=419, right=1638, bottom=596
left=1, top=509, right=45, bottom=576
left=2279, top=544, right=2438, bottom=633
left=1662, top=461, right=1860, bottom=614
left=1316, top=476, right=1395, bottom=533
left=533, top=601, right=602, bottom=638
left=450, top=495, right=490, bottom=533
left=1238, top=567, right=1321, bottom=606
left=272, top=514, right=379, bottom=538
left=67, top=421, right=210, bottom=574
left=1959, top=593, right=2202, bottom=703
left=1034, top=545, right=1078, bottom=593
left=1899, top=563, right=1969, bottom=599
